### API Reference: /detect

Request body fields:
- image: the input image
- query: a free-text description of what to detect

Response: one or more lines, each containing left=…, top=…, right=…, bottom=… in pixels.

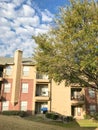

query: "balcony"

left=36, top=73, right=50, bottom=83
left=35, top=96, right=50, bottom=101
left=35, top=85, right=50, bottom=101
left=71, top=87, right=84, bottom=105
left=35, top=91, right=50, bottom=101
left=0, top=71, right=3, bottom=81
left=71, top=96, right=85, bottom=105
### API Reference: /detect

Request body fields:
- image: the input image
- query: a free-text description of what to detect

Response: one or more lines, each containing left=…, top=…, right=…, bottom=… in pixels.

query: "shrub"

left=93, top=113, right=98, bottom=120
left=2, top=110, right=27, bottom=117
left=84, top=114, right=91, bottom=119
left=63, top=116, right=73, bottom=122
left=52, top=113, right=59, bottom=120
left=45, top=112, right=52, bottom=119
left=45, top=112, right=59, bottom=120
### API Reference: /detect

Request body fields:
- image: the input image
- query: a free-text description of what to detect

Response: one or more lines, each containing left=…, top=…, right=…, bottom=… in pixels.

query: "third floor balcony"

left=36, top=73, right=50, bottom=83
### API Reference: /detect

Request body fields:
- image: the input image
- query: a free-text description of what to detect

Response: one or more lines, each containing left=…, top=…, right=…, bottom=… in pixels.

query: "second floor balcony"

left=35, top=85, right=50, bottom=101
left=71, top=88, right=85, bottom=105
left=0, top=71, right=3, bottom=81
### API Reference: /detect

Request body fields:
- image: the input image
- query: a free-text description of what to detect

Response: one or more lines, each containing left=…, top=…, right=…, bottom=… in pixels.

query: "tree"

left=33, top=0, right=98, bottom=89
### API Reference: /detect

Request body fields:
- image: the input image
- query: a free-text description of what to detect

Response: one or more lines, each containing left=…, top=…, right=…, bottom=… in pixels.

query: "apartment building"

left=0, top=50, right=98, bottom=119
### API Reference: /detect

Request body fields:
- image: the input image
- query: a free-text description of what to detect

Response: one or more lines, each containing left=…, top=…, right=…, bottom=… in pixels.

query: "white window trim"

left=88, top=89, right=95, bottom=98
left=4, top=83, right=11, bottom=93
left=21, top=101, right=28, bottom=111
left=5, top=66, right=12, bottom=75
left=89, top=105, right=96, bottom=115
left=2, top=101, right=9, bottom=111
left=22, top=83, right=28, bottom=93
left=23, top=66, right=29, bottom=76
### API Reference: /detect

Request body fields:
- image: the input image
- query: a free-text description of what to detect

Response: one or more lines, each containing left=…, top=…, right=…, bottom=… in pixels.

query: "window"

left=23, top=66, right=29, bottom=76
left=2, top=101, right=9, bottom=111
left=21, top=101, right=27, bottom=111
left=5, top=66, right=12, bottom=75
left=77, top=107, right=81, bottom=116
left=4, top=83, right=11, bottom=93
left=88, top=89, right=95, bottom=98
left=22, top=83, right=28, bottom=93
left=89, top=105, right=96, bottom=115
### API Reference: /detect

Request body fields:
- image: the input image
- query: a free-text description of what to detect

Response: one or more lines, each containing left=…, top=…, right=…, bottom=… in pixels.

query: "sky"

left=0, top=0, right=69, bottom=57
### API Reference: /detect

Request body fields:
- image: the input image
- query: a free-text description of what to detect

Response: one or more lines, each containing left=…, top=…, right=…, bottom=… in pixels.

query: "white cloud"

left=16, top=16, right=40, bottom=26
left=0, top=18, right=10, bottom=26
left=12, top=0, right=25, bottom=6
left=0, top=0, right=53, bottom=57
left=23, top=5, right=35, bottom=16
left=0, top=3, right=16, bottom=18
left=41, top=9, right=53, bottom=22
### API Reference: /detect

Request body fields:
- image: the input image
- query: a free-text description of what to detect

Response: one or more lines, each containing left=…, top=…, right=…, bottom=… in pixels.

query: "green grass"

left=24, top=115, right=98, bottom=128
left=77, top=119, right=98, bottom=127
left=0, top=115, right=98, bottom=130
left=24, top=115, right=79, bottom=128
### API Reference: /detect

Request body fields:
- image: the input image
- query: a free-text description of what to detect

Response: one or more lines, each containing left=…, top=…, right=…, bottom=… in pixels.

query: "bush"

left=45, top=112, right=52, bottom=119
left=52, top=113, right=59, bottom=120
left=2, top=110, right=27, bottom=117
left=84, top=114, right=91, bottom=119
left=93, top=113, right=98, bottom=120
left=63, top=116, right=73, bottom=122
left=45, top=112, right=59, bottom=120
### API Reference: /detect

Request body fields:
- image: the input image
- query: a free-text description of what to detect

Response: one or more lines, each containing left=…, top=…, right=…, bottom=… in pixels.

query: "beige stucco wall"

left=51, top=80, right=71, bottom=116
left=21, top=65, right=36, bottom=79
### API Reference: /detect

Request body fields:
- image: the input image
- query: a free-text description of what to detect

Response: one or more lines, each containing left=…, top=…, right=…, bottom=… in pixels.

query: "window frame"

left=4, top=83, right=11, bottom=93
left=5, top=66, right=13, bottom=75
left=22, top=83, right=29, bottom=93
left=89, top=105, right=96, bottom=115
left=2, top=101, right=9, bottom=111
left=88, top=89, right=95, bottom=98
left=23, top=66, right=29, bottom=76
left=20, top=101, right=28, bottom=111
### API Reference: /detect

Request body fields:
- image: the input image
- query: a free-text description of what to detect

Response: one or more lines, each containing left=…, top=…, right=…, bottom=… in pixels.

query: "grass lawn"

left=0, top=115, right=98, bottom=130
left=24, top=115, right=98, bottom=128
left=77, top=119, right=98, bottom=127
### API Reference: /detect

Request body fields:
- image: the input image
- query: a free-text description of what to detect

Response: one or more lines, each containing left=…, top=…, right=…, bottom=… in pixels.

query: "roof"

left=0, top=57, right=14, bottom=65
left=22, top=58, right=35, bottom=65
left=0, top=57, right=35, bottom=66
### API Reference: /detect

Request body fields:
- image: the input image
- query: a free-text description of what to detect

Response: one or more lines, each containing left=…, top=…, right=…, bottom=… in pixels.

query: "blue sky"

left=0, top=0, right=69, bottom=57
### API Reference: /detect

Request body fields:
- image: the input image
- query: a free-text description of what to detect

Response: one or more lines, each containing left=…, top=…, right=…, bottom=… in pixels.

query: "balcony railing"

left=71, top=95, right=84, bottom=101
left=35, top=91, right=50, bottom=101
left=0, top=71, right=3, bottom=81
left=36, top=91, right=50, bottom=97
left=36, top=74, right=48, bottom=79
left=36, top=74, right=49, bottom=83
left=71, top=95, right=84, bottom=105
left=0, top=71, right=3, bottom=77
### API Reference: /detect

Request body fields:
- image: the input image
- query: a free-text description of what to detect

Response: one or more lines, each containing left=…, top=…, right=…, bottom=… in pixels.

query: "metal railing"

left=71, top=95, right=84, bottom=101
left=36, top=73, right=48, bottom=79
left=0, top=71, right=3, bottom=77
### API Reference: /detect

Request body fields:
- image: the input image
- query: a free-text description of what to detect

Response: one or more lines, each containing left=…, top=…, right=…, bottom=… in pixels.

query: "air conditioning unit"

left=41, top=88, right=48, bottom=96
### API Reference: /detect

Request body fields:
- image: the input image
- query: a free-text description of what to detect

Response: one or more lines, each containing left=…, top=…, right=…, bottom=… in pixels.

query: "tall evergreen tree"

left=33, top=0, right=98, bottom=89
